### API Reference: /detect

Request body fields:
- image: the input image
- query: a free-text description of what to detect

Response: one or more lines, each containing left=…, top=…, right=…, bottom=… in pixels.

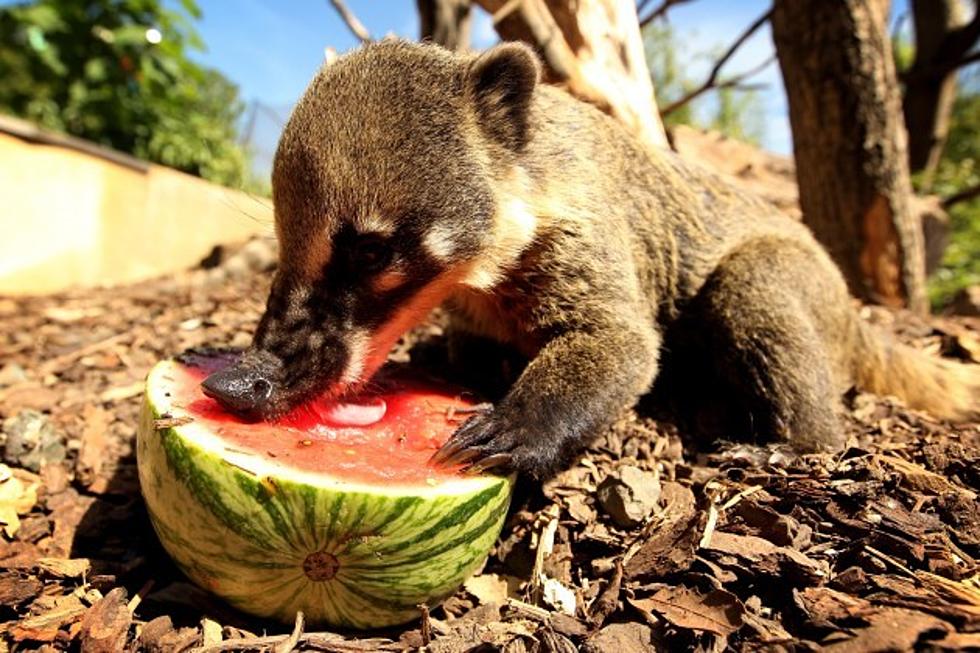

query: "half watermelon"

left=137, top=350, right=512, bottom=628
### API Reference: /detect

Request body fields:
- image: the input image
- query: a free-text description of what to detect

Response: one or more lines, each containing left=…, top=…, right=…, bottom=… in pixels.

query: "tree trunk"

left=473, top=0, right=669, bottom=149
left=903, top=0, right=968, bottom=186
left=417, top=0, right=473, bottom=51
left=772, top=0, right=927, bottom=313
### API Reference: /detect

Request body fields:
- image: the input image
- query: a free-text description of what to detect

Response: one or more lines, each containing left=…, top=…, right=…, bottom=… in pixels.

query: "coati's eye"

left=352, top=234, right=392, bottom=273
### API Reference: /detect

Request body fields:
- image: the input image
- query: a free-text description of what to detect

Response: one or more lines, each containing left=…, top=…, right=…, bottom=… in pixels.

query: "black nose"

left=201, top=365, right=275, bottom=417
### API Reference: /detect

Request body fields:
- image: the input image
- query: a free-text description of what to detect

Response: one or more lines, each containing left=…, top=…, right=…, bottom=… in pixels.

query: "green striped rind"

left=137, top=360, right=512, bottom=628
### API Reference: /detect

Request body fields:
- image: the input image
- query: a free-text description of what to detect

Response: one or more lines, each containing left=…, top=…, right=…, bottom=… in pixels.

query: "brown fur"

left=201, top=40, right=978, bottom=478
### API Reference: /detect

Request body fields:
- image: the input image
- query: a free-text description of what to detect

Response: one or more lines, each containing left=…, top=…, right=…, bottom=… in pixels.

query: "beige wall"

left=0, top=129, right=272, bottom=295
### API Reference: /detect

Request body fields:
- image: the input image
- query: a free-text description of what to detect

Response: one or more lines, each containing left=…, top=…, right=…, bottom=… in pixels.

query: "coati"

left=202, top=40, right=979, bottom=479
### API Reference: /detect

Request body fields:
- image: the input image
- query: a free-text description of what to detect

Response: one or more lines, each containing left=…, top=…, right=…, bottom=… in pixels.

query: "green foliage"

left=0, top=0, right=253, bottom=189
left=708, top=87, right=763, bottom=145
left=924, top=82, right=980, bottom=308
left=642, top=22, right=764, bottom=145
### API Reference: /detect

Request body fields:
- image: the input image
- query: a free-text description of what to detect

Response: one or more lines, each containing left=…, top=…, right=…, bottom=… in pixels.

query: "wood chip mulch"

left=1, top=240, right=979, bottom=652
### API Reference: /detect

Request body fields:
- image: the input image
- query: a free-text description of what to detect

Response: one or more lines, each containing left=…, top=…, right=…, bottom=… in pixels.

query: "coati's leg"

left=432, top=321, right=660, bottom=478
left=689, top=238, right=847, bottom=452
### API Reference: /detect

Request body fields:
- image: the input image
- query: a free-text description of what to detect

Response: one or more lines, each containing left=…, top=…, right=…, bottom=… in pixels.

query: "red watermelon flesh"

left=168, top=351, right=476, bottom=486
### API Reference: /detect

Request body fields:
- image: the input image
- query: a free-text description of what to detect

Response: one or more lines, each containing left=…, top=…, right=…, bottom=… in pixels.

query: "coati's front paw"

left=429, top=406, right=559, bottom=478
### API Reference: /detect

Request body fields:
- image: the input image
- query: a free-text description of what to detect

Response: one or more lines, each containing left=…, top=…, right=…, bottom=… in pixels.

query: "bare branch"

left=704, top=9, right=772, bottom=89
left=944, top=8, right=980, bottom=61
left=902, top=47, right=980, bottom=83
left=891, top=9, right=909, bottom=44
left=328, top=0, right=373, bottom=43
left=958, top=49, right=980, bottom=68
left=659, top=10, right=774, bottom=117
left=639, top=0, right=695, bottom=28
left=942, top=182, right=980, bottom=209
left=903, top=7, right=980, bottom=83
left=636, top=0, right=657, bottom=15
left=661, top=54, right=775, bottom=116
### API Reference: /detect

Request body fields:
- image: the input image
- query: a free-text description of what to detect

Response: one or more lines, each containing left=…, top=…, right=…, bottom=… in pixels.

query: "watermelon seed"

left=260, top=477, right=278, bottom=495
left=302, top=550, right=339, bottom=582
left=300, top=439, right=313, bottom=446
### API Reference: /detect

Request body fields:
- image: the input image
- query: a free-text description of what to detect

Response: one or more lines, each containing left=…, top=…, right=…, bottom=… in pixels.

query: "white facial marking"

left=423, top=224, right=457, bottom=261
left=464, top=192, right=537, bottom=290
left=341, top=329, right=369, bottom=385
left=353, top=213, right=397, bottom=236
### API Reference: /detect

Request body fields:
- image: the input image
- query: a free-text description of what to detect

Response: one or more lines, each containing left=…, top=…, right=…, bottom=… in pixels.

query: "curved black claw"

left=430, top=406, right=503, bottom=468
left=465, top=453, right=514, bottom=475
left=430, top=406, right=536, bottom=476
left=434, top=446, right=482, bottom=468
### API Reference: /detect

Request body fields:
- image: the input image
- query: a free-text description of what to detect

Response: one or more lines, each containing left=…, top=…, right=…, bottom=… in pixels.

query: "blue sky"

left=181, top=0, right=907, bottom=160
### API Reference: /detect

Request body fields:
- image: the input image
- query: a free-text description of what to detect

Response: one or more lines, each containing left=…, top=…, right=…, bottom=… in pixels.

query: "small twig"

left=527, top=504, right=561, bottom=605
left=126, top=579, right=154, bottom=614
left=719, top=484, right=763, bottom=511
left=195, top=630, right=397, bottom=652
left=903, top=49, right=980, bottom=84
left=941, top=181, right=980, bottom=209
left=492, top=0, right=523, bottom=23
left=588, top=558, right=623, bottom=628
left=272, top=612, right=304, bottom=653
left=639, top=0, right=695, bottom=28
left=698, top=500, right=719, bottom=549
left=327, top=0, right=373, bottom=43
left=661, top=54, right=775, bottom=117
left=865, top=545, right=918, bottom=579
left=636, top=0, right=657, bottom=14
left=418, top=604, right=432, bottom=646
left=505, top=597, right=551, bottom=621
left=658, top=8, right=773, bottom=116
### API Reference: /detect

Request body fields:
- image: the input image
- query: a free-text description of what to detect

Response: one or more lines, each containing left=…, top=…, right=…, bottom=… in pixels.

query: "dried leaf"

left=625, top=482, right=704, bottom=579
left=630, top=586, right=744, bottom=637
left=464, top=573, right=512, bottom=606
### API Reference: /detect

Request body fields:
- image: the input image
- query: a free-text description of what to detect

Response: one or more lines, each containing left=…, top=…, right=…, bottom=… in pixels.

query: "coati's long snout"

left=201, top=349, right=286, bottom=419
left=201, top=283, right=358, bottom=419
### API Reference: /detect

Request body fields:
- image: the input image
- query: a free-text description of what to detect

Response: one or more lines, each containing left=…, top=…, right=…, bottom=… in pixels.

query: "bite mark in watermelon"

left=137, top=350, right=512, bottom=628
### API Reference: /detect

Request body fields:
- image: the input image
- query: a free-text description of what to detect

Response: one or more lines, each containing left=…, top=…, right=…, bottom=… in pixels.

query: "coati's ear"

left=465, top=42, right=541, bottom=150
